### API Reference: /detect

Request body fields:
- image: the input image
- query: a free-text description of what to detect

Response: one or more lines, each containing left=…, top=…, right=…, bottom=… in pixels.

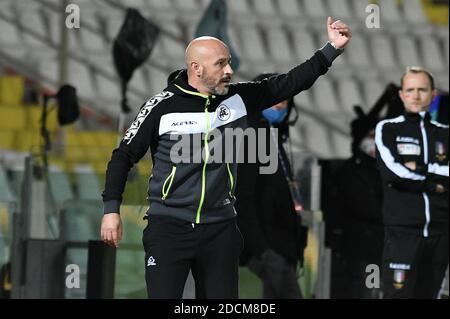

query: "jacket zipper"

left=420, top=118, right=430, bottom=237
left=161, top=166, right=177, bottom=201
left=195, top=97, right=211, bottom=224
left=173, top=84, right=215, bottom=224
left=226, top=163, right=235, bottom=199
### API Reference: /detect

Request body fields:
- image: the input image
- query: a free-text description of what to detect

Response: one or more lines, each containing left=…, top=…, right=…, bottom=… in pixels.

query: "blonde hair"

left=400, top=66, right=435, bottom=90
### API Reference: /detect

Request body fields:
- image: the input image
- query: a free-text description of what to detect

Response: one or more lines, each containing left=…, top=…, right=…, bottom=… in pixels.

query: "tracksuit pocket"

left=161, top=166, right=177, bottom=201
left=226, top=163, right=235, bottom=199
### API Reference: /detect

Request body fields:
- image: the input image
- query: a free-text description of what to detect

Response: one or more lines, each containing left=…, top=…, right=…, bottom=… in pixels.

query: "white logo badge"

left=217, top=105, right=231, bottom=121
left=147, top=256, right=157, bottom=266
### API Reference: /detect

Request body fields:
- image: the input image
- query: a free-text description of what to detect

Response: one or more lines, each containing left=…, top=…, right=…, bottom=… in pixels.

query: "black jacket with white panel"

left=102, top=42, right=341, bottom=224
left=375, top=111, right=449, bottom=236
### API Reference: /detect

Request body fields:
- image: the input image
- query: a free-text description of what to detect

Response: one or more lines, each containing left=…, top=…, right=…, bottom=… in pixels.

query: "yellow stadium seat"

left=0, top=107, right=26, bottom=130
left=0, top=75, right=24, bottom=105
left=14, top=130, right=41, bottom=152
left=26, top=105, right=59, bottom=133
left=0, top=131, right=16, bottom=150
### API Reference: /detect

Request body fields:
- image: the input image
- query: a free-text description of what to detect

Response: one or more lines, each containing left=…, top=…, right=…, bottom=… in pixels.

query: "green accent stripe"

left=226, top=163, right=234, bottom=197
left=195, top=98, right=211, bottom=224
left=173, top=84, right=216, bottom=224
left=161, top=166, right=177, bottom=200
left=174, top=84, right=212, bottom=99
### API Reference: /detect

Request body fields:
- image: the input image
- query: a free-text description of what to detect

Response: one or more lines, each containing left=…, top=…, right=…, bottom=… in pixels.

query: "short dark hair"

left=400, top=66, right=435, bottom=90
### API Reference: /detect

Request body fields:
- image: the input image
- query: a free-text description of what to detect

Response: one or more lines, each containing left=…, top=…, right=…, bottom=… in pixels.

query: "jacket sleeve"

left=236, top=42, right=342, bottom=113
left=102, top=103, right=158, bottom=214
left=375, top=121, right=427, bottom=193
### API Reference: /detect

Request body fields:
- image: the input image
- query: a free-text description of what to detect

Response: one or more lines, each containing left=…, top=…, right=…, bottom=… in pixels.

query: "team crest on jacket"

left=393, top=270, right=406, bottom=290
left=217, top=104, right=231, bottom=121
left=435, top=141, right=446, bottom=161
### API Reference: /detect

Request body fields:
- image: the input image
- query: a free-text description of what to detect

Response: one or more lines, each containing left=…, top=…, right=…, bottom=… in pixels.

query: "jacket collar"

left=167, top=69, right=214, bottom=100
left=403, top=110, right=431, bottom=123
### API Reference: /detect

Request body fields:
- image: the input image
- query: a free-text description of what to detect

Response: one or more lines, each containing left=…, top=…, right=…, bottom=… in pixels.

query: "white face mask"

left=359, top=137, right=376, bottom=158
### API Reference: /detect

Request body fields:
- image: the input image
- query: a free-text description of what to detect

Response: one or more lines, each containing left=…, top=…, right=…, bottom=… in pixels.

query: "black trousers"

left=142, top=215, right=243, bottom=299
left=382, top=227, right=449, bottom=299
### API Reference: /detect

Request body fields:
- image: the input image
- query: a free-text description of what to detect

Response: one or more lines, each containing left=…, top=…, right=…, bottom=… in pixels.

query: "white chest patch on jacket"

left=159, top=94, right=247, bottom=136
left=397, top=143, right=421, bottom=155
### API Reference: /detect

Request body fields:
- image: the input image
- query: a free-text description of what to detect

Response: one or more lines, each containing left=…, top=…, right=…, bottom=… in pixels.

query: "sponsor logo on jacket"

left=396, top=136, right=419, bottom=144
left=171, top=121, right=198, bottom=127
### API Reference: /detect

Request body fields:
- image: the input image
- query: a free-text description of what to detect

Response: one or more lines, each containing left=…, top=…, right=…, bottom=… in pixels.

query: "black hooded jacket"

left=102, top=43, right=341, bottom=224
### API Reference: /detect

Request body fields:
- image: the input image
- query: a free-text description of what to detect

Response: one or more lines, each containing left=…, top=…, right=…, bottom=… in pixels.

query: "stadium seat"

left=337, top=78, right=365, bottom=115
left=0, top=107, right=26, bottom=130
left=74, top=165, right=102, bottom=201
left=266, top=27, right=295, bottom=63
left=0, top=75, right=24, bottom=106
left=129, top=69, right=150, bottom=95
left=325, top=0, right=355, bottom=23
left=0, top=131, right=15, bottom=150
left=302, top=118, right=333, bottom=158
left=370, top=35, right=397, bottom=70
left=47, top=167, right=75, bottom=206
left=395, top=35, right=422, bottom=68
left=26, top=104, right=59, bottom=133
left=79, top=27, right=106, bottom=53
left=18, top=9, right=49, bottom=51
left=291, top=31, right=318, bottom=62
left=275, top=0, right=304, bottom=20
left=172, top=0, right=200, bottom=13
left=331, top=131, right=351, bottom=159
left=362, top=79, right=386, bottom=113
left=235, top=26, right=268, bottom=64
left=403, top=0, right=433, bottom=35
left=294, top=90, right=314, bottom=111
left=302, top=0, right=328, bottom=30
left=311, top=77, right=341, bottom=114
left=377, top=0, right=408, bottom=33
left=228, top=0, right=256, bottom=24
left=37, top=57, right=60, bottom=85
left=419, top=37, right=446, bottom=73
left=346, top=34, right=372, bottom=71
left=0, top=165, right=15, bottom=202
left=148, top=66, right=169, bottom=96
left=252, top=0, right=279, bottom=22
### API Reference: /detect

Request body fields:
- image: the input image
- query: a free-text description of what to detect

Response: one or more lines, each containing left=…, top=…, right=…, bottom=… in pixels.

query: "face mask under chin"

left=261, top=107, right=288, bottom=125
left=359, top=137, right=376, bottom=158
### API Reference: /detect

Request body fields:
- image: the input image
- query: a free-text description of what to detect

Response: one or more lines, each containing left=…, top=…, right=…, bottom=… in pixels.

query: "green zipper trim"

left=161, top=166, right=177, bottom=200
left=173, top=84, right=216, bottom=224
left=195, top=97, right=212, bottom=224
left=226, top=163, right=235, bottom=198
left=174, top=84, right=211, bottom=99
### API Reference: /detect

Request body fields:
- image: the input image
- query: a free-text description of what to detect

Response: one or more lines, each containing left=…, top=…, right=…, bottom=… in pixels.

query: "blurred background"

left=0, top=0, right=448, bottom=299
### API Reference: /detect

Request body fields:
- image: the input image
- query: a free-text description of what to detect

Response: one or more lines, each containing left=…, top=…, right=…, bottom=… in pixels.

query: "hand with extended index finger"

left=327, top=16, right=352, bottom=49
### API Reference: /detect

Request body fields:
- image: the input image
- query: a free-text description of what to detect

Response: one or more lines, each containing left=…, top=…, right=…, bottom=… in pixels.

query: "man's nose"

left=224, top=64, right=234, bottom=76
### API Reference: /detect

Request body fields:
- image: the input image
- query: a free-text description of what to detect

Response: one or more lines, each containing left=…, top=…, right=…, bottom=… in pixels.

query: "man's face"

left=399, top=72, right=436, bottom=114
left=200, top=48, right=233, bottom=96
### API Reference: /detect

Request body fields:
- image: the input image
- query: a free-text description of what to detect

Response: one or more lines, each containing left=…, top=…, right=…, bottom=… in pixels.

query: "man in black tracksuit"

left=375, top=67, right=449, bottom=299
left=235, top=73, right=308, bottom=299
left=101, top=18, right=351, bottom=298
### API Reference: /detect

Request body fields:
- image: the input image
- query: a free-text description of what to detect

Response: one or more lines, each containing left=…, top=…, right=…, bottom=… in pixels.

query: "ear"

left=398, top=89, right=404, bottom=102
left=191, top=62, right=202, bottom=77
left=431, top=89, right=438, bottom=99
